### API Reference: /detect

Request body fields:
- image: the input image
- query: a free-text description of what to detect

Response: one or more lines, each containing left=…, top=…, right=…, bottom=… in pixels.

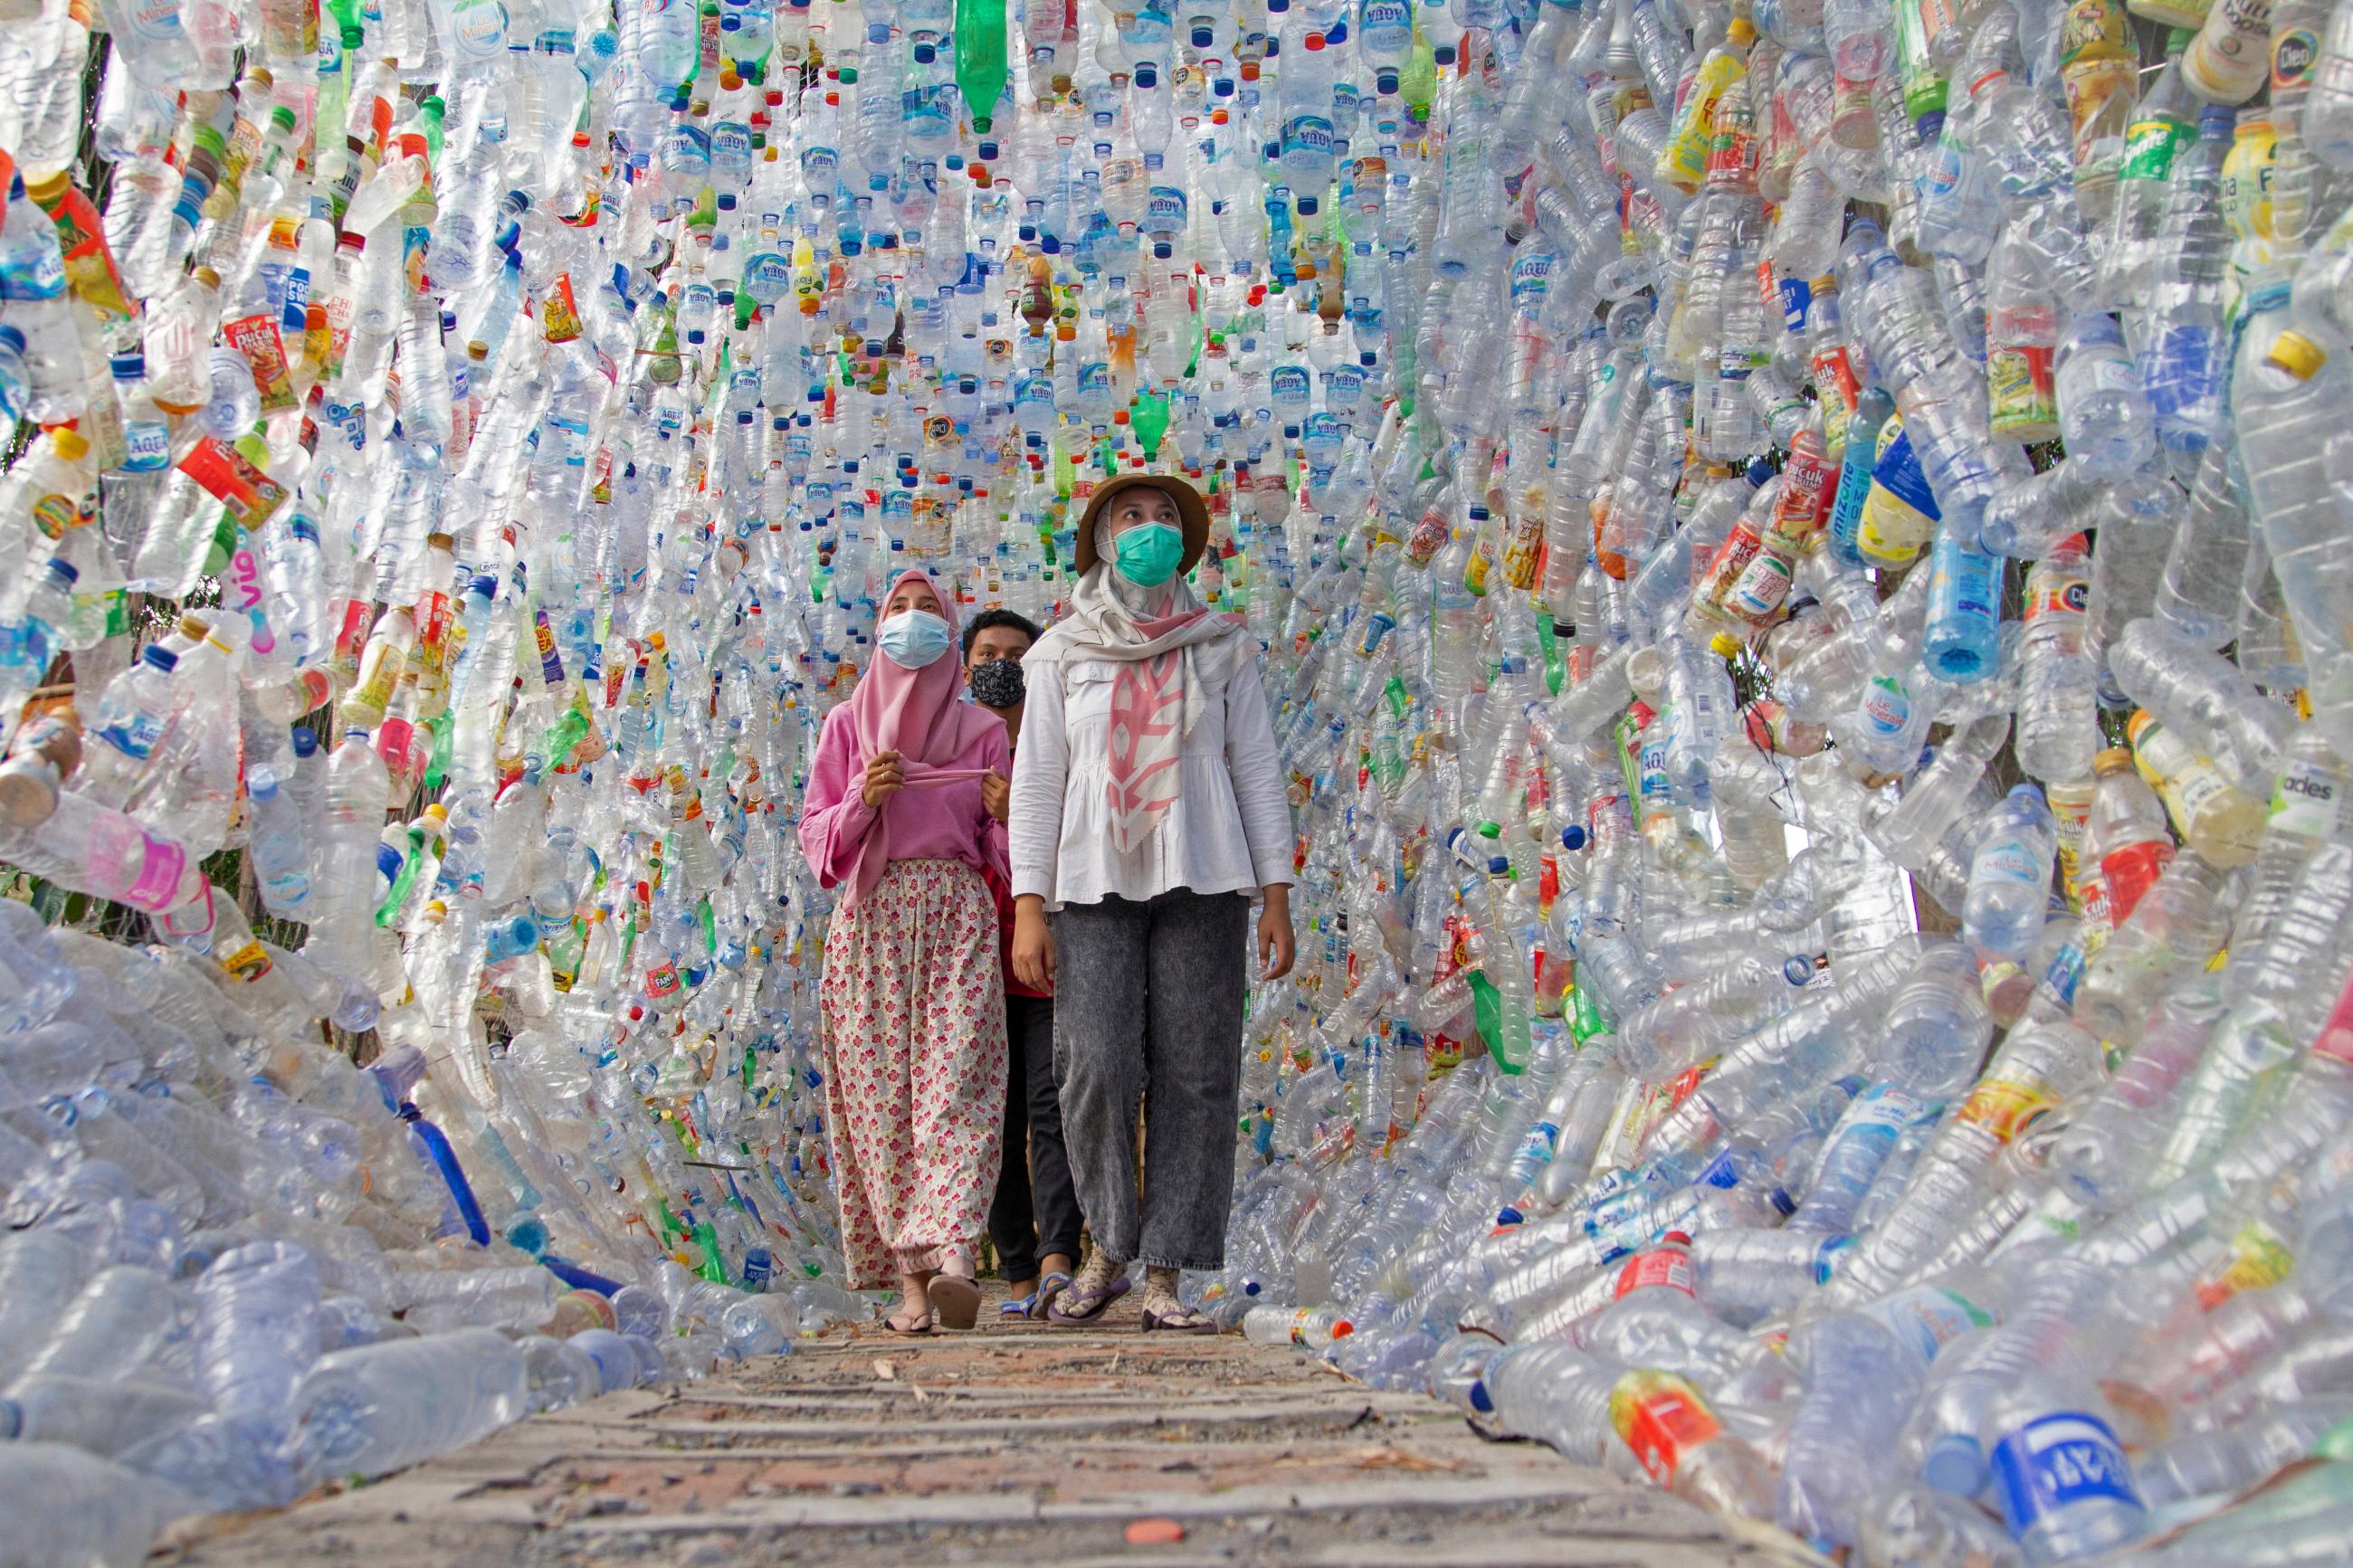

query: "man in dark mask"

left=963, top=609, right=1082, bottom=1320
left=964, top=610, right=1035, bottom=746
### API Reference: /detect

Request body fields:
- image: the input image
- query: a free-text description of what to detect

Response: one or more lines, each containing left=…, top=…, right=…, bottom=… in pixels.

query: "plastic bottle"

left=1965, top=785, right=2060, bottom=961
left=2081, top=745, right=2177, bottom=928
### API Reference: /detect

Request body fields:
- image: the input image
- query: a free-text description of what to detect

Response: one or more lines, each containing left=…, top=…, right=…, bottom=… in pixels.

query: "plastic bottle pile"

left=5, top=0, right=2353, bottom=1550
left=1180, top=0, right=2353, bottom=1563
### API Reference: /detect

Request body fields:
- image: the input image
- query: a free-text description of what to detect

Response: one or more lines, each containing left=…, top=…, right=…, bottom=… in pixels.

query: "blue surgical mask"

left=878, top=609, right=953, bottom=670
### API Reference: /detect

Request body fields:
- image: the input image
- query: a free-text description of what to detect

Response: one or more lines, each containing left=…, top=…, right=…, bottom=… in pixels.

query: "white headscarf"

left=1024, top=511, right=1250, bottom=853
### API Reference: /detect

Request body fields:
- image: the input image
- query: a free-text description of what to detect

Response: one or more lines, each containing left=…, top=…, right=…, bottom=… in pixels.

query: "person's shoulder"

left=815, top=702, right=858, bottom=741
left=1023, top=621, right=1074, bottom=660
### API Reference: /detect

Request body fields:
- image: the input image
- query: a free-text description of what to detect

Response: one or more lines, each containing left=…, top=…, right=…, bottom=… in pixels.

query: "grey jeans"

left=1053, top=889, right=1250, bottom=1272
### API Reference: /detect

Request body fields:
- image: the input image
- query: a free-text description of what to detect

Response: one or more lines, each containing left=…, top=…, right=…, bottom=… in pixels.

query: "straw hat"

left=1072, top=473, right=1211, bottom=576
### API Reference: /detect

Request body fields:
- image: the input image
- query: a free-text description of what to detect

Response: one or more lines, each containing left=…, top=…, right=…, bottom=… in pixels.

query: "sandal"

left=928, top=1270, right=982, bottom=1331
left=885, top=1305, right=933, bottom=1335
left=1140, top=1302, right=1216, bottom=1332
left=1138, top=1275, right=1215, bottom=1334
left=1031, top=1269, right=1072, bottom=1321
left=1047, top=1250, right=1129, bottom=1326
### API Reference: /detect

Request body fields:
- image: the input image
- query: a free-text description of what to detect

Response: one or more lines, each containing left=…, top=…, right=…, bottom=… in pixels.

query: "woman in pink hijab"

left=799, top=571, right=1013, bottom=1332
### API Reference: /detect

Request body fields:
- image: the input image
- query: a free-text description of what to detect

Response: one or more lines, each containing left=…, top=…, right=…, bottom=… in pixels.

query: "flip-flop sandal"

left=928, top=1272, right=982, bottom=1330
left=885, top=1307, right=933, bottom=1336
left=1031, top=1269, right=1073, bottom=1321
left=1140, top=1303, right=1216, bottom=1333
left=1046, top=1273, right=1129, bottom=1325
left=999, top=1291, right=1038, bottom=1320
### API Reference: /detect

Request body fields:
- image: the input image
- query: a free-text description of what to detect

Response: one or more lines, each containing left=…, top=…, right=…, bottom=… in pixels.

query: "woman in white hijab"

left=1006, top=473, right=1296, bottom=1331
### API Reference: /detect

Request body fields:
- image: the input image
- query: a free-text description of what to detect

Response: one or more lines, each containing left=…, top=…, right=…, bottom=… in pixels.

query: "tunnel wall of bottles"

left=4, top=0, right=2353, bottom=1551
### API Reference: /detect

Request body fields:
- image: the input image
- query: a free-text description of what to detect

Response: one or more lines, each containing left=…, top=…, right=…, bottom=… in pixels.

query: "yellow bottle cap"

left=2269, top=330, right=2328, bottom=380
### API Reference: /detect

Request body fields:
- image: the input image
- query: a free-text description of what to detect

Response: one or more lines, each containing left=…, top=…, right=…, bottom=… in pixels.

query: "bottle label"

left=2039, top=935, right=2086, bottom=1008
left=1615, top=1249, right=1697, bottom=1298
left=1955, top=1077, right=2055, bottom=1144
left=225, top=314, right=300, bottom=412
left=1727, top=551, right=1795, bottom=619
left=220, top=939, right=274, bottom=983
left=1845, top=1082, right=1924, bottom=1141
left=1990, top=1412, right=2140, bottom=1535
left=89, top=811, right=187, bottom=912
left=2312, top=967, right=2353, bottom=1067
left=1986, top=346, right=2058, bottom=436
left=2120, top=115, right=2189, bottom=181
left=1777, top=271, right=1813, bottom=333
left=1814, top=348, right=1861, bottom=452
left=1864, top=1284, right=1995, bottom=1365
left=1146, top=185, right=1188, bottom=230
left=97, top=708, right=167, bottom=762
left=124, top=420, right=173, bottom=471
left=1973, top=837, right=2044, bottom=888
left=543, top=273, right=586, bottom=343
left=2132, top=713, right=2237, bottom=832
left=2099, top=839, right=2173, bottom=924
left=2270, top=756, right=2346, bottom=841
left=2058, top=0, right=2130, bottom=64
left=1861, top=675, right=1910, bottom=738
left=2193, top=1220, right=2295, bottom=1310
left=1510, top=251, right=1553, bottom=317
left=1609, top=1369, right=1722, bottom=1486
left=2274, top=26, right=2320, bottom=90
left=2020, top=568, right=2090, bottom=624
left=1282, top=113, right=1336, bottom=159
left=2074, top=867, right=2112, bottom=934
left=2088, top=351, right=2143, bottom=394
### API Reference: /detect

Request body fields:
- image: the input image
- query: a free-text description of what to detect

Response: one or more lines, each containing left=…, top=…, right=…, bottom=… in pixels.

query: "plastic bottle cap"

left=2268, top=330, right=2327, bottom=381
left=1709, top=632, right=1741, bottom=660
left=50, top=429, right=89, bottom=461
left=1921, top=1435, right=1988, bottom=1497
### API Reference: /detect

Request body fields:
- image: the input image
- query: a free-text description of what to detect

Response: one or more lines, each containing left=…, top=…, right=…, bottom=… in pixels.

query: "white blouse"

left=1007, top=651, right=1296, bottom=909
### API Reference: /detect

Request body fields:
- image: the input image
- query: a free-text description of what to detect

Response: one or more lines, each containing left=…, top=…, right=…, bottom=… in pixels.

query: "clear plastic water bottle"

left=1982, top=1382, right=2152, bottom=1563
left=1964, top=785, right=2060, bottom=961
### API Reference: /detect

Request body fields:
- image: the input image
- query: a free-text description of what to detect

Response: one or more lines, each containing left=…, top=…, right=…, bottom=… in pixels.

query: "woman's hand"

left=1011, top=896, right=1055, bottom=993
left=861, top=749, right=905, bottom=809
left=1256, top=885, right=1296, bottom=982
left=981, top=770, right=1010, bottom=822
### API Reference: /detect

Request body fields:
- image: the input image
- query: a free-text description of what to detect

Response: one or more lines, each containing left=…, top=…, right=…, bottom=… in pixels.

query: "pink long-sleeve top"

left=797, top=700, right=1013, bottom=892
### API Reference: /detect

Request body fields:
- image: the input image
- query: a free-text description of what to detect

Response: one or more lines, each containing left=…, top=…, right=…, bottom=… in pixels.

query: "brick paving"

left=167, top=1288, right=1830, bottom=1568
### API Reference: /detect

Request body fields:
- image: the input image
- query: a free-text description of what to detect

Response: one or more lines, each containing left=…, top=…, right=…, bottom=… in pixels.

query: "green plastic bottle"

left=1130, top=389, right=1170, bottom=458
left=954, top=0, right=1009, bottom=135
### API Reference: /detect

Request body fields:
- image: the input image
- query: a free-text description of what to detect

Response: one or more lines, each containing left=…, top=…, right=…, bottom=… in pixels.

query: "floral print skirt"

left=818, top=858, right=1007, bottom=1288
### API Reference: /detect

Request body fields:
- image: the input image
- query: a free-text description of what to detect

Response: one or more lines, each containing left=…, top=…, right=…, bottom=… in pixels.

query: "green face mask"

left=1112, top=522, right=1186, bottom=587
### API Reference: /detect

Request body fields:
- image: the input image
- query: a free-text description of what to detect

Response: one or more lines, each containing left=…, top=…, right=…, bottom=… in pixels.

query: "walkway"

left=172, top=1290, right=1827, bottom=1567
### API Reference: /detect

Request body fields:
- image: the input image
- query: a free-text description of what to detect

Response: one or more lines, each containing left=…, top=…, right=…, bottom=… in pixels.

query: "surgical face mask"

left=1112, top=521, right=1186, bottom=587
left=969, top=657, right=1025, bottom=709
left=878, top=609, right=953, bottom=670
